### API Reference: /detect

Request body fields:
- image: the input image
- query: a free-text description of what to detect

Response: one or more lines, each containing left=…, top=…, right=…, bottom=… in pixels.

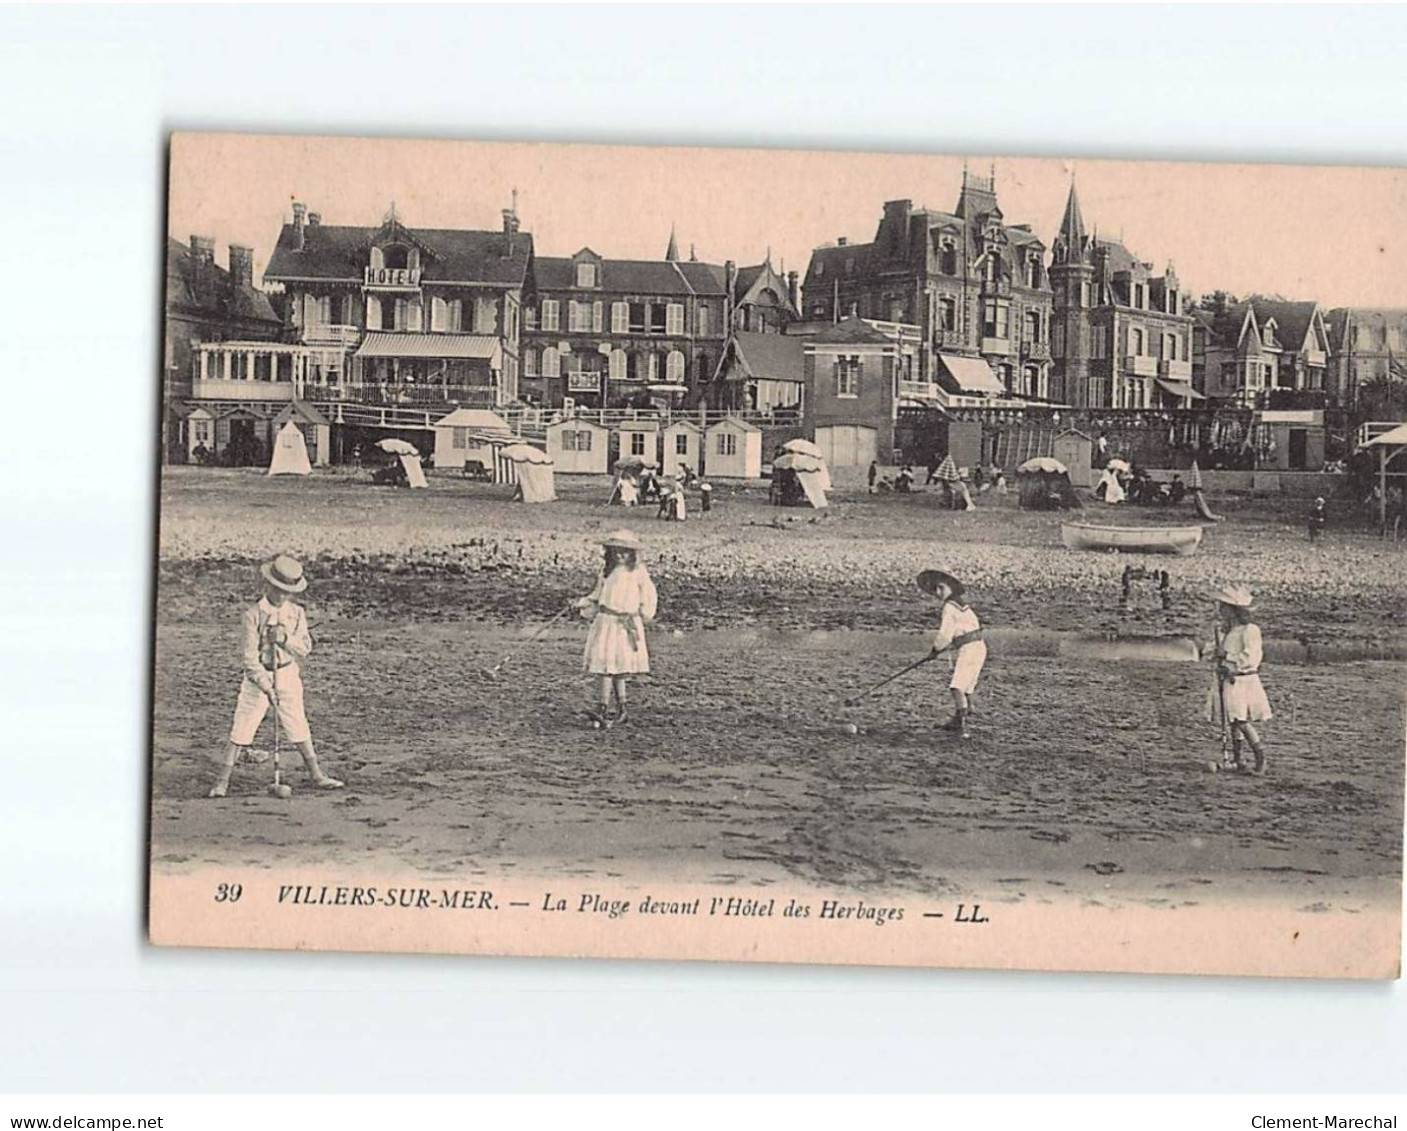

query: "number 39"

left=214, top=882, right=243, bottom=903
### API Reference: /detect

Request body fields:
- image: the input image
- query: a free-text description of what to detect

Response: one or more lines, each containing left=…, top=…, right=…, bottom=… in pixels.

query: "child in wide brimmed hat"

left=577, top=529, right=658, bottom=727
left=1206, top=584, right=1272, bottom=774
left=917, top=569, right=987, bottom=738
left=208, top=554, right=344, bottom=798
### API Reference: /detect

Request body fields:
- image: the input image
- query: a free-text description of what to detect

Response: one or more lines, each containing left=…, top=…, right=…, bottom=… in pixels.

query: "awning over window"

left=938, top=353, right=1004, bottom=395
left=1155, top=378, right=1206, bottom=402
left=355, top=333, right=502, bottom=363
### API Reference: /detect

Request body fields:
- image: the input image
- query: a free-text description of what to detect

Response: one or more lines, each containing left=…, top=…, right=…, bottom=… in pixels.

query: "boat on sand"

left=1061, top=522, right=1204, bottom=556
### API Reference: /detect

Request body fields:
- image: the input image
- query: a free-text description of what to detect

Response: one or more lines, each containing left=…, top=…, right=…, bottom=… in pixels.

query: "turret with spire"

left=1049, top=178, right=1096, bottom=406
left=665, top=224, right=679, bottom=262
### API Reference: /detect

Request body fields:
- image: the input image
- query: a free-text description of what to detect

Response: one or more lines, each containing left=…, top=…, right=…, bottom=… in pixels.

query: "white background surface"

left=0, top=4, right=1403, bottom=1094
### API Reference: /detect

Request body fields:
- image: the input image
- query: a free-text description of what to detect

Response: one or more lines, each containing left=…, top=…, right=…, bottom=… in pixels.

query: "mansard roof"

left=266, top=222, right=534, bottom=286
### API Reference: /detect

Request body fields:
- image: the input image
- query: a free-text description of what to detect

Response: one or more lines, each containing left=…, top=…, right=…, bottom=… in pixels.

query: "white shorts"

left=949, top=642, right=987, bottom=695
left=229, top=667, right=310, bottom=745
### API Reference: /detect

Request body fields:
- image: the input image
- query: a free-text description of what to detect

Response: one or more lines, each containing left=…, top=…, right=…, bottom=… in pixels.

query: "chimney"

left=837, top=237, right=848, bottom=247
left=292, top=202, right=307, bottom=251
left=228, top=244, right=254, bottom=290
left=189, top=235, right=215, bottom=301
left=308, top=212, right=321, bottom=228
left=787, top=271, right=799, bottom=311
left=502, top=207, right=519, bottom=258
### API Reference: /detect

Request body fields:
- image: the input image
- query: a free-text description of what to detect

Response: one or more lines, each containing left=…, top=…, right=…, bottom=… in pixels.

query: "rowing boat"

left=1060, top=522, right=1204, bottom=556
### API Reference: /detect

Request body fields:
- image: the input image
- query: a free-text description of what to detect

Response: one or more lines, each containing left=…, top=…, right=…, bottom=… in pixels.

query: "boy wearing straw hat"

left=917, top=569, right=987, bottom=738
left=1206, top=584, right=1271, bottom=775
left=577, top=529, right=658, bottom=727
left=208, top=554, right=344, bottom=798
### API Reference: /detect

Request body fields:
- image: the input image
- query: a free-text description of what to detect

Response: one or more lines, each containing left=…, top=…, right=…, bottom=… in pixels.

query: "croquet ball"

left=1206, top=761, right=1220, bottom=774
left=275, top=784, right=293, bottom=798
left=842, top=723, right=858, bottom=735
left=591, top=720, right=602, bottom=730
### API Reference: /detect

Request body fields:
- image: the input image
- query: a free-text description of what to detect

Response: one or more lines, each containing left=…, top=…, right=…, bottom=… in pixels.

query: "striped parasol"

left=934, top=454, right=962, bottom=483
left=1188, top=460, right=1204, bottom=491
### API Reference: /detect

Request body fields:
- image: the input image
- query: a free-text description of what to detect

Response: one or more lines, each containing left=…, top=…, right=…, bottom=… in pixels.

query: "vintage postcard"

left=150, top=132, right=1404, bottom=978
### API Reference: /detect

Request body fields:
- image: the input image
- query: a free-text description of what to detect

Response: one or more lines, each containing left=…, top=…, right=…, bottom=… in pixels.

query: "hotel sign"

left=364, top=266, right=422, bottom=289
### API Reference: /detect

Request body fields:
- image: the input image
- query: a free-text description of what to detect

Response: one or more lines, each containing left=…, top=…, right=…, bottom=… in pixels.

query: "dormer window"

left=939, top=240, right=957, bottom=276
left=815, top=259, right=825, bottom=278
left=1263, top=324, right=1276, bottom=347
left=1026, top=254, right=1040, bottom=289
left=575, top=262, right=597, bottom=288
left=383, top=245, right=409, bottom=271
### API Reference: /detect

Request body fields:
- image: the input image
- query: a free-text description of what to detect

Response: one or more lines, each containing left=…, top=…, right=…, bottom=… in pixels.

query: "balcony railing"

left=1126, top=354, right=1159, bottom=377
left=1303, top=349, right=1327, bottom=368
left=1159, top=358, right=1193, bottom=379
left=899, top=380, right=942, bottom=401
left=191, top=378, right=296, bottom=402
left=302, top=324, right=361, bottom=348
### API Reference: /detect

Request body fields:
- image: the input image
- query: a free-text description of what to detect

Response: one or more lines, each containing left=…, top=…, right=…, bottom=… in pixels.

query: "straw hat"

left=1209, top=584, right=1254, bottom=609
left=260, top=554, right=308, bottom=594
left=599, top=528, right=643, bottom=551
left=917, top=569, right=964, bottom=598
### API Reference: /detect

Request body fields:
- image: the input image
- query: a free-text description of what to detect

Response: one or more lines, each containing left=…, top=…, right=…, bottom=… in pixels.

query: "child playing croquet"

left=577, top=529, right=658, bottom=727
left=1206, top=584, right=1271, bottom=775
left=917, top=569, right=987, bottom=738
left=208, top=554, right=344, bottom=798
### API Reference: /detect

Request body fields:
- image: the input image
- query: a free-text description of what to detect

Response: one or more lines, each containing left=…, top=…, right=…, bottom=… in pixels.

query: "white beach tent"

left=400, top=453, right=428, bottom=489
left=773, top=451, right=829, bottom=508
left=780, top=438, right=832, bottom=493
left=501, top=443, right=556, bottom=503
left=268, top=420, right=312, bottom=476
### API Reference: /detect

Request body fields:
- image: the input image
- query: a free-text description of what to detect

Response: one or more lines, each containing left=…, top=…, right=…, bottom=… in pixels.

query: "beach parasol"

left=1188, top=460, right=1204, bottom=491
left=614, top=455, right=659, bottom=473
left=781, top=439, right=824, bottom=459
left=773, top=452, right=825, bottom=474
left=1105, top=457, right=1131, bottom=473
left=1016, top=456, right=1068, bottom=475
left=500, top=442, right=552, bottom=465
left=933, top=454, right=962, bottom=483
left=376, top=438, right=419, bottom=457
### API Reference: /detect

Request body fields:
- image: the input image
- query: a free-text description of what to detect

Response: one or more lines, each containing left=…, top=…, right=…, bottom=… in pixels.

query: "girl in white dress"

left=917, top=569, right=987, bottom=738
left=1206, top=585, right=1272, bottom=774
left=578, top=529, right=658, bottom=726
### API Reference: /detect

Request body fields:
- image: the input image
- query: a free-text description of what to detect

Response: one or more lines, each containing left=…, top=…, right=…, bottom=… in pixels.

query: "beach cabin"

left=1053, top=429, right=1094, bottom=488
left=704, top=417, right=763, bottom=480
left=184, top=405, right=215, bottom=463
left=433, top=408, right=514, bottom=475
left=662, top=420, right=704, bottom=479
left=615, top=419, right=661, bottom=469
left=272, top=400, right=331, bottom=467
left=546, top=417, right=610, bottom=475
left=1255, top=410, right=1326, bottom=472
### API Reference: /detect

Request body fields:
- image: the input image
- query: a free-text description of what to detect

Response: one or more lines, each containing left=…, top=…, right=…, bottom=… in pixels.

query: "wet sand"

left=150, top=469, right=1405, bottom=916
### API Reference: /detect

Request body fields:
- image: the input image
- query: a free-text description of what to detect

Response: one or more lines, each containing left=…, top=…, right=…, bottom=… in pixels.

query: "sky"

left=169, top=133, right=1407, bottom=310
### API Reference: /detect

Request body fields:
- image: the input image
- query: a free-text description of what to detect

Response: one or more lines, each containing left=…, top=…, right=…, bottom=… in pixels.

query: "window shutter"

left=593, top=302, right=604, bottom=333
left=367, top=296, right=382, bottom=331
left=408, top=300, right=423, bottom=332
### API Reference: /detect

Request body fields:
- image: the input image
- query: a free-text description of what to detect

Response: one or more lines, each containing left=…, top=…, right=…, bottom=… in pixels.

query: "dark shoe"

left=612, top=705, right=629, bottom=727
left=1250, top=746, right=1267, bottom=776
left=941, top=714, right=964, bottom=732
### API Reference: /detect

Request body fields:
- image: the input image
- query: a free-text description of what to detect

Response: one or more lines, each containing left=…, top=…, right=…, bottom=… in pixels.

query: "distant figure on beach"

left=895, top=466, right=915, bottom=494
left=925, top=455, right=941, bottom=485
left=868, top=460, right=879, bottom=494
left=1308, top=496, right=1327, bottom=542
